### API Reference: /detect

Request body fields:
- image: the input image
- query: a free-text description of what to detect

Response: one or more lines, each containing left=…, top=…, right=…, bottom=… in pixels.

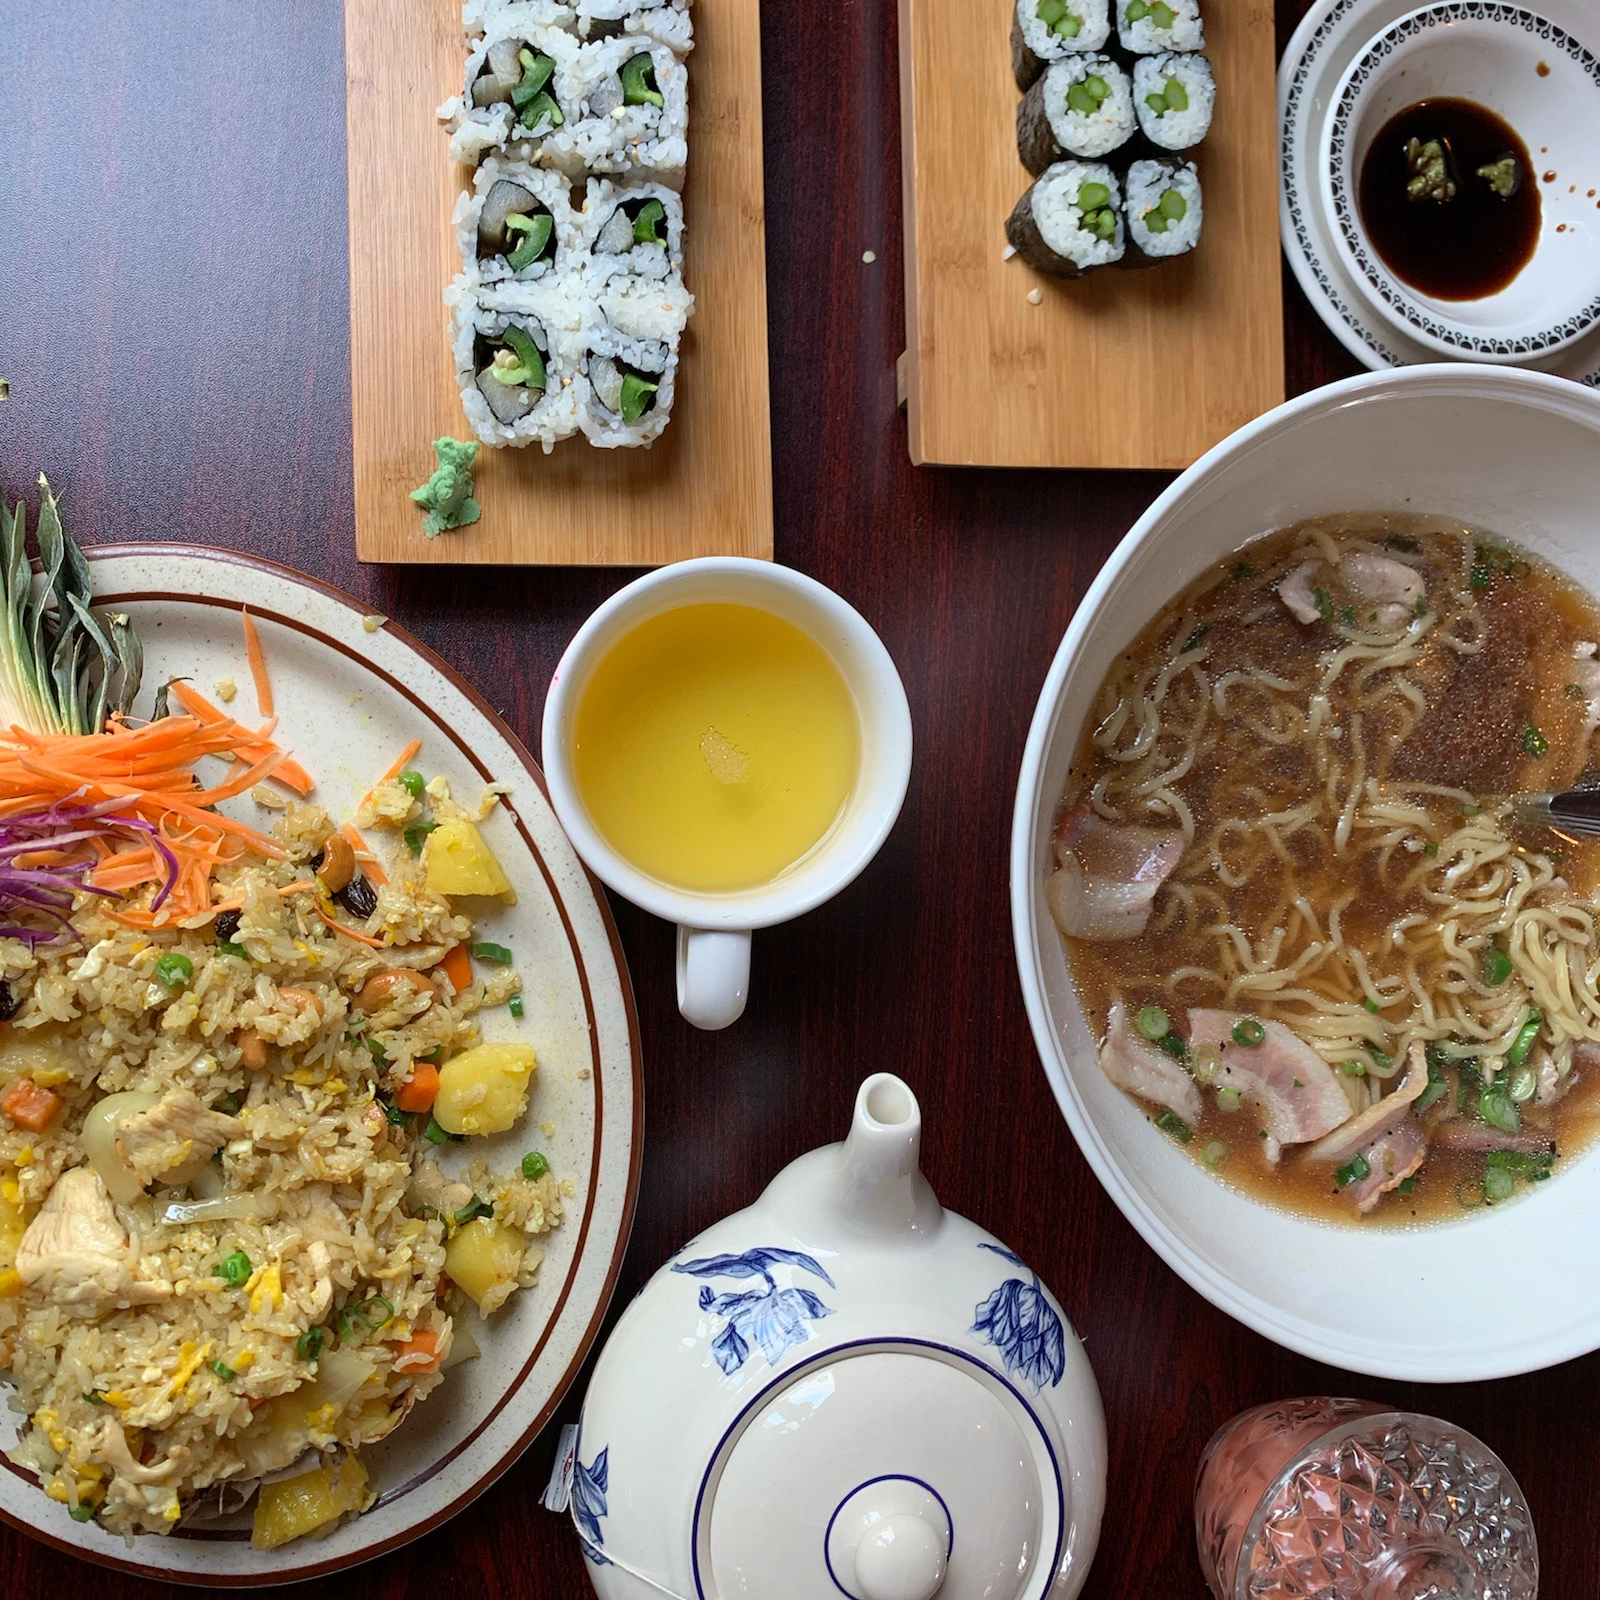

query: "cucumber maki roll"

left=545, top=38, right=688, bottom=187
left=574, top=0, right=693, bottom=51
left=1131, top=53, right=1213, bottom=151
left=1115, top=0, right=1203, bottom=55
left=443, top=21, right=578, bottom=165
left=1005, top=161, right=1124, bottom=277
left=579, top=322, right=679, bottom=447
left=581, top=177, right=687, bottom=287
left=454, top=160, right=579, bottom=286
left=1120, top=157, right=1202, bottom=265
left=449, top=286, right=583, bottom=450
left=1017, top=55, right=1134, bottom=173
left=1012, top=0, right=1111, bottom=89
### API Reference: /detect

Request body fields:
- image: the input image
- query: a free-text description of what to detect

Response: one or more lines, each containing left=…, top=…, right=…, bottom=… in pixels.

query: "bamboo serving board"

left=346, top=0, right=773, bottom=564
left=897, top=0, right=1284, bottom=469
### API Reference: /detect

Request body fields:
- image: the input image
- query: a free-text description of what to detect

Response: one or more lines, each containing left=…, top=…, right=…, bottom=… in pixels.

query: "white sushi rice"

left=1115, top=0, right=1203, bottom=54
left=1039, top=55, right=1133, bottom=160
left=597, top=273, right=694, bottom=342
left=1015, top=0, right=1111, bottom=63
left=454, top=159, right=582, bottom=286
left=579, top=317, right=679, bottom=446
left=1030, top=160, right=1124, bottom=267
left=440, top=22, right=580, bottom=165
left=579, top=175, right=687, bottom=287
left=461, top=0, right=578, bottom=35
left=545, top=38, right=688, bottom=186
left=1125, top=158, right=1202, bottom=257
left=447, top=278, right=587, bottom=450
left=464, top=0, right=694, bottom=52
left=1131, top=52, right=1213, bottom=151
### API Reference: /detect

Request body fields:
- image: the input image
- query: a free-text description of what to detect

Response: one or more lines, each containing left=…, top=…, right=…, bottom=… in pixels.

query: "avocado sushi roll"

left=1115, top=0, right=1203, bottom=55
left=1017, top=55, right=1134, bottom=172
left=1131, top=53, right=1213, bottom=152
left=1012, top=0, right=1111, bottom=89
left=444, top=21, right=578, bottom=165
left=1006, top=160, right=1124, bottom=277
left=1119, top=157, right=1202, bottom=265
left=449, top=286, right=583, bottom=450
left=455, top=160, right=579, bottom=285
left=545, top=38, right=688, bottom=187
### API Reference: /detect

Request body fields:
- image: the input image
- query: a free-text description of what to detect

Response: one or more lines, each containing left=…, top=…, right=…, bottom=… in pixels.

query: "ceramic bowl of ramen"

left=1012, top=363, right=1600, bottom=1382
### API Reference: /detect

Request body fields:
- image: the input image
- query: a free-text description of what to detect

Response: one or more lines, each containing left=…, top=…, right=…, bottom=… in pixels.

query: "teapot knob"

left=853, top=1512, right=949, bottom=1600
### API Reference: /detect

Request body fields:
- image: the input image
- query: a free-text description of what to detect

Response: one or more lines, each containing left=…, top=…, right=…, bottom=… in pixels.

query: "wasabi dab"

left=410, top=438, right=482, bottom=538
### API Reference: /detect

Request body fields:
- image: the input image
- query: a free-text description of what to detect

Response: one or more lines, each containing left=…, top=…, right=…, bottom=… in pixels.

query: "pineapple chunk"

left=432, top=1044, right=536, bottom=1136
left=251, top=1454, right=371, bottom=1550
left=444, top=1218, right=525, bottom=1314
left=422, top=819, right=514, bottom=901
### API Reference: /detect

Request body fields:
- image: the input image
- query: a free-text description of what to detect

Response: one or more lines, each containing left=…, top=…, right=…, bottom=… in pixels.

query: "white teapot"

left=566, top=1073, right=1106, bottom=1600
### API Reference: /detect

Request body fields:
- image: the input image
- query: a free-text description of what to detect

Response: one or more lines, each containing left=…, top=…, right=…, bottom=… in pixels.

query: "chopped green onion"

left=1135, top=1005, right=1170, bottom=1040
left=1156, top=1031, right=1187, bottom=1061
left=338, top=1295, right=394, bottom=1341
left=296, top=1326, right=325, bottom=1361
left=453, top=1196, right=492, bottom=1225
left=508, top=995, right=525, bottom=1019
left=1362, top=997, right=1380, bottom=1014
left=1507, top=1008, right=1542, bottom=1068
left=471, top=941, right=513, bottom=964
left=1521, top=725, right=1549, bottom=758
left=1478, top=1085, right=1520, bottom=1134
left=1314, top=588, right=1333, bottom=621
left=398, top=770, right=425, bottom=798
left=1181, top=625, right=1209, bottom=653
left=1471, top=546, right=1492, bottom=590
left=1338, top=1060, right=1366, bottom=1076
left=1565, top=681, right=1587, bottom=700
left=211, top=1360, right=237, bottom=1383
left=216, top=941, right=249, bottom=961
left=1232, top=561, right=1257, bottom=579
left=1484, top=1165, right=1516, bottom=1204
left=620, top=52, right=664, bottom=107
left=380, top=1098, right=412, bottom=1127
left=423, top=1116, right=450, bottom=1145
left=1462, top=802, right=1481, bottom=816
left=1232, top=1018, right=1265, bottom=1048
left=1396, top=1175, right=1417, bottom=1196
left=1366, top=1045, right=1392, bottom=1069
left=212, top=1092, right=241, bottom=1115
left=69, top=1502, right=97, bottom=1522
left=1481, top=946, right=1513, bottom=986
left=154, top=952, right=194, bottom=988
left=1415, top=1050, right=1449, bottom=1113
left=1422, top=841, right=1439, bottom=857
left=1154, top=1109, right=1191, bottom=1143
left=1216, top=1087, right=1241, bottom=1111
left=367, top=1037, right=388, bottom=1067
left=81, top=1390, right=109, bottom=1407
left=521, top=1150, right=549, bottom=1180
left=1201, top=1139, right=1228, bottom=1168
left=217, top=1250, right=251, bottom=1289
left=1335, top=1153, right=1371, bottom=1188
left=405, top=820, right=439, bottom=856
left=1507, top=1062, right=1537, bottom=1103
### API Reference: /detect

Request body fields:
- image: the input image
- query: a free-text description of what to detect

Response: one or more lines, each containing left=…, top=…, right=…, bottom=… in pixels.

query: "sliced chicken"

left=16, top=1168, right=171, bottom=1316
left=1308, top=1043, right=1428, bottom=1162
left=1339, top=551, right=1424, bottom=629
left=1433, top=1121, right=1554, bottom=1155
left=1047, top=805, right=1185, bottom=942
left=118, top=1087, right=243, bottom=1187
left=1100, top=1002, right=1202, bottom=1124
left=1535, top=1044, right=1582, bottom=1108
left=1187, top=1011, right=1352, bottom=1146
left=1345, top=1121, right=1427, bottom=1214
left=97, top=1419, right=190, bottom=1486
left=1276, top=561, right=1323, bottom=625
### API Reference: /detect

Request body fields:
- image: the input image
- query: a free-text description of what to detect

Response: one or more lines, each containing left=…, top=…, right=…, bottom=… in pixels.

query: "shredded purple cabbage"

left=0, top=797, right=180, bottom=944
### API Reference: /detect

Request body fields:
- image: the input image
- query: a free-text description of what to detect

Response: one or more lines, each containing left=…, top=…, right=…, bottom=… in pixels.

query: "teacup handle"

left=676, top=926, right=750, bottom=1030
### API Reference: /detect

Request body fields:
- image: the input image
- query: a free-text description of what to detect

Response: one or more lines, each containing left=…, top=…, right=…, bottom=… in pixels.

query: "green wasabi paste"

left=410, top=438, right=483, bottom=538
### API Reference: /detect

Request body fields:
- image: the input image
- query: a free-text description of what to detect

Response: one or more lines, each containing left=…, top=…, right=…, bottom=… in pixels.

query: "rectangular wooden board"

left=898, top=0, right=1285, bottom=469
left=346, top=0, right=773, bottom=564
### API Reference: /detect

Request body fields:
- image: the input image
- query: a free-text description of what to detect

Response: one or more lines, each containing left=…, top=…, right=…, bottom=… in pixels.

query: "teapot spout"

left=837, top=1075, right=941, bottom=1237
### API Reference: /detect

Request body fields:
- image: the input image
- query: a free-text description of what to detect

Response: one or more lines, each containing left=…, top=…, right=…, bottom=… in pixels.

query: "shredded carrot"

left=241, top=609, right=274, bottom=719
left=379, top=739, right=423, bottom=786
left=439, top=943, right=472, bottom=995
left=395, top=1063, right=440, bottom=1114
left=341, top=823, right=386, bottom=887
left=315, top=905, right=390, bottom=949
left=2, top=1079, right=62, bottom=1132
left=168, top=682, right=312, bottom=796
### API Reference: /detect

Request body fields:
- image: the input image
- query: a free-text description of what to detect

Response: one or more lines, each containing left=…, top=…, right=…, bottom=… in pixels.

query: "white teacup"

left=541, top=558, right=913, bottom=1030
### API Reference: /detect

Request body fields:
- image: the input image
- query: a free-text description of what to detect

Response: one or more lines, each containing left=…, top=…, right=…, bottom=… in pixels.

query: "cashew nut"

left=314, top=834, right=356, bottom=894
left=357, top=970, right=438, bottom=1015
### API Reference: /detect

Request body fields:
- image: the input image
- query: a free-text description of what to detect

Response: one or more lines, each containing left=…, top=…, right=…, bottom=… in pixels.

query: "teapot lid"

left=699, top=1340, right=1061, bottom=1600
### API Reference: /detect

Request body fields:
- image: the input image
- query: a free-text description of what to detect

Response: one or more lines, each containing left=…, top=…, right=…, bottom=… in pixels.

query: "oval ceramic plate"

left=1280, top=0, right=1600, bottom=380
left=0, top=546, right=641, bottom=1585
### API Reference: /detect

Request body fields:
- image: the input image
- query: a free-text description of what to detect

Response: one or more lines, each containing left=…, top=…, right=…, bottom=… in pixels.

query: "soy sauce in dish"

left=1357, top=98, right=1540, bottom=300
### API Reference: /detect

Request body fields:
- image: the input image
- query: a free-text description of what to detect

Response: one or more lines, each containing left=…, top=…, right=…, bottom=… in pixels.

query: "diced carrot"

left=394, top=1063, right=440, bottom=1114
left=390, top=1330, right=443, bottom=1374
left=439, top=943, right=472, bottom=995
left=2, top=1079, right=62, bottom=1132
left=241, top=609, right=274, bottom=718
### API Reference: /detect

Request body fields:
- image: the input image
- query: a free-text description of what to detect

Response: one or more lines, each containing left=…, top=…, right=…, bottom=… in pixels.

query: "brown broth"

left=1061, top=515, right=1600, bottom=1226
left=1357, top=99, right=1540, bottom=300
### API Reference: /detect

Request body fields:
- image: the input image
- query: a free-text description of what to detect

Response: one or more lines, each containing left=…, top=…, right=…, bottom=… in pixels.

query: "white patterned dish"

left=570, top=1074, right=1106, bottom=1600
left=1324, top=3, right=1600, bottom=360
left=1280, top=0, right=1600, bottom=380
left=0, top=546, right=642, bottom=1585
left=1012, top=365, right=1600, bottom=1383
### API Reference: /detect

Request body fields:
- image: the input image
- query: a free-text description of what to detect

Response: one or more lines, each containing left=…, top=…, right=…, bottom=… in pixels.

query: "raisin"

left=214, top=910, right=242, bottom=943
left=336, top=875, right=379, bottom=921
left=0, top=980, right=18, bottom=1022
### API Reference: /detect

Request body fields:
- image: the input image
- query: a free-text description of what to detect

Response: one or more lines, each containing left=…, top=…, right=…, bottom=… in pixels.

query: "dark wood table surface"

left=1, top=2, right=1592, bottom=1596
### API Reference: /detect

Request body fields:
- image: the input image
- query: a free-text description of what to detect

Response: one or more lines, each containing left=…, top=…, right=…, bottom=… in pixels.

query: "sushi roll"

left=1005, top=160, right=1123, bottom=277
left=1114, top=0, right=1203, bottom=55
left=442, top=21, right=578, bottom=166
left=1131, top=53, right=1213, bottom=152
left=575, top=0, right=693, bottom=52
left=1011, top=0, right=1111, bottom=89
left=597, top=271, right=695, bottom=343
left=454, top=160, right=580, bottom=286
left=1016, top=55, right=1134, bottom=173
left=581, top=176, right=687, bottom=287
left=449, top=284, right=585, bottom=450
left=545, top=38, right=689, bottom=187
left=1120, top=157, right=1202, bottom=264
left=579, top=321, right=679, bottom=447
left=461, top=0, right=577, bottom=37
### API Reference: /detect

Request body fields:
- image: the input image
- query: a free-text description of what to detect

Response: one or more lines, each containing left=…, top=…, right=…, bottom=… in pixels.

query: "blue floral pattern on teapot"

left=672, top=1246, right=836, bottom=1375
